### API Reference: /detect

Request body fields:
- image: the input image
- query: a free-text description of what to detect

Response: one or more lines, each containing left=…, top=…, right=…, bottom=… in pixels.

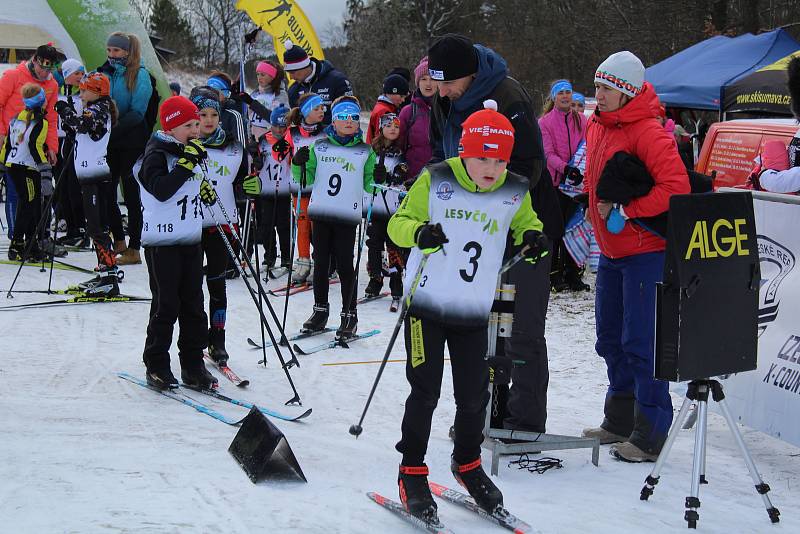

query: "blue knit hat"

left=271, top=104, right=289, bottom=127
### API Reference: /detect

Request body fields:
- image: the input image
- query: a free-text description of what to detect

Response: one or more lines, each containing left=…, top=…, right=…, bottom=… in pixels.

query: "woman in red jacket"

left=582, top=51, right=689, bottom=462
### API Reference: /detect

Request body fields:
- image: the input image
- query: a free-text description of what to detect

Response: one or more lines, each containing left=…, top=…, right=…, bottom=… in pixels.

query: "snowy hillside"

left=0, top=227, right=798, bottom=533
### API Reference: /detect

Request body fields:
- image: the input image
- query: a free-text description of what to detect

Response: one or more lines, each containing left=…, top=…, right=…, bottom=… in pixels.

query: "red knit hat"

left=160, top=95, right=199, bottom=131
left=458, top=100, right=515, bottom=161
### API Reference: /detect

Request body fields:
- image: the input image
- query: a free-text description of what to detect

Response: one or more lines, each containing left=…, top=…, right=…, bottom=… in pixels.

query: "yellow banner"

left=237, top=0, right=325, bottom=64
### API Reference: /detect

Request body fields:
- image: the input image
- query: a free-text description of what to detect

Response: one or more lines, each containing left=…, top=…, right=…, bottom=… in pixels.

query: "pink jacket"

left=0, top=62, right=58, bottom=153
left=538, top=107, right=587, bottom=185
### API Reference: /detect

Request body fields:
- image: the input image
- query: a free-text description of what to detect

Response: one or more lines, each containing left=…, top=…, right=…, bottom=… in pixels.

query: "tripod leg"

left=641, top=395, right=694, bottom=500
left=717, top=398, right=780, bottom=523
left=685, top=395, right=708, bottom=528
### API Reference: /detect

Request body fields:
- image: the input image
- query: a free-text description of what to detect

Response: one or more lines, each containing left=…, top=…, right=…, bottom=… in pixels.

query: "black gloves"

left=54, top=100, right=71, bottom=116
left=272, top=138, right=290, bottom=159
left=392, top=162, right=409, bottom=185
left=294, top=145, right=310, bottom=166
left=522, top=230, right=549, bottom=260
left=230, top=92, right=254, bottom=105
left=373, top=164, right=387, bottom=184
left=415, top=223, right=449, bottom=251
left=563, top=165, right=583, bottom=185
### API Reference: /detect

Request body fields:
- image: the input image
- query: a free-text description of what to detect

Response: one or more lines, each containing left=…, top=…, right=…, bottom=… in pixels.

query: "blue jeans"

left=3, top=171, right=17, bottom=238
left=595, top=252, right=673, bottom=453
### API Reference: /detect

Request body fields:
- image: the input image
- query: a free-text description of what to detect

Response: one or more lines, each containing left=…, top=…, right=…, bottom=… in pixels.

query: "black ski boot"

left=25, top=240, right=47, bottom=262
left=364, top=277, right=383, bottom=298
left=302, top=303, right=329, bottom=332
left=181, top=364, right=218, bottom=389
left=83, top=270, right=120, bottom=297
left=8, top=239, right=25, bottom=261
left=398, top=465, right=439, bottom=523
left=336, top=309, right=358, bottom=339
left=146, top=367, right=179, bottom=390
left=208, top=328, right=229, bottom=365
left=451, top=457, right=504, bottom=514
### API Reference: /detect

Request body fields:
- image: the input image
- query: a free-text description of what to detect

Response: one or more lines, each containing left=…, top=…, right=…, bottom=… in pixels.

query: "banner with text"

left=721, top=194, right=800, bottom=447
left=237, top=0, right=325, bottom=64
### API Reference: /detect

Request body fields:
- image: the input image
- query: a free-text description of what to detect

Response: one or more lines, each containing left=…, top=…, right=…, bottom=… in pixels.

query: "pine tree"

left=150, top=0, right=197, bottom=66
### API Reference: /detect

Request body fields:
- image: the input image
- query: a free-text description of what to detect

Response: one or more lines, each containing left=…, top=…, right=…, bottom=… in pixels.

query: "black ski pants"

left=365, top=218, right=404, bottom=297
left=257, top=195, right=291, bottom=265
left=312, top=219, right=357, bottom=311
left=8, top=165, right=41, bottom=245
left=81, top=181, right=115, bottom=268
left=143, top=244, right=207, bottom=373
left=108, top=141, right=145, bottom=250
left=397, top=316, right=489, bottom=466
left=202, top=228, right=232, bottom=331
left=502, top=245, right=552, bottom=432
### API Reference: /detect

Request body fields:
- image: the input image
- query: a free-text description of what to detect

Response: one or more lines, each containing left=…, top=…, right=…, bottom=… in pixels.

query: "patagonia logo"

left=595, top=69, right=642, bottom=95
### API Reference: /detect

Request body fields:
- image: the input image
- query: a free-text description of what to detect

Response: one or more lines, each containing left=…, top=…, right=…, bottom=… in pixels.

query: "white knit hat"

left=594, top=51, right=645, bottom=98
left=61, top=58, right=85, bottom=79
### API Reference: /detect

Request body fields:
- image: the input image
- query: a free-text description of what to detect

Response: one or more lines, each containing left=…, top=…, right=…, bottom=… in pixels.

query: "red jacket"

left=366, top=97, right=398, bottom=143
left=0, top=62, right=59, bottom=153
left=585, top=82, right=689, bottom=259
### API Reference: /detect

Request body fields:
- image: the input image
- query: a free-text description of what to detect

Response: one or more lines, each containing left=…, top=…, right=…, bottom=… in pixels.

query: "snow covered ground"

left=0, top=223, right=798, bottom=533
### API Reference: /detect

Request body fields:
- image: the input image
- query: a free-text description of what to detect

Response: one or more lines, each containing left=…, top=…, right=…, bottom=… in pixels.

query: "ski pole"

left=372, top=182, right=407, bottom=198
left=205, top=176, right=302, bottom=369
left=6, top=143, right=76, bottom=298
left=349, top=252, right=431, bottom=437
left=253, top=204, right=269, bottom=368
left=279, top=152, right=301, bottom=343
left=204, top=196, right=303, bottom=405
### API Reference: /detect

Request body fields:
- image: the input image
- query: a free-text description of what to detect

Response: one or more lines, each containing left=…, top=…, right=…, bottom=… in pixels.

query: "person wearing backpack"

left=99, top=32, right=155, bottom=266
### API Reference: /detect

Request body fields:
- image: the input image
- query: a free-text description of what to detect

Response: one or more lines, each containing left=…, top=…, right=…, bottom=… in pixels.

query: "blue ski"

left=292, top=329, right=381, bottom=355
left=117, top=372, right=245, bottom=425
left=180, top=384, right=312, bottom=422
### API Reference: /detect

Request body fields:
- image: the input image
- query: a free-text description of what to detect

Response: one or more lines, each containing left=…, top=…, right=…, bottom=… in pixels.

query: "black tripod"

left=640, top=379, right=780, bottom=528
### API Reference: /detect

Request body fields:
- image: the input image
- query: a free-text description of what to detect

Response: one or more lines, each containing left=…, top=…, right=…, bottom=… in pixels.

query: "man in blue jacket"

left=428, top=34, right=555, bottom=438
left=282, top=39, right=353, bottom=125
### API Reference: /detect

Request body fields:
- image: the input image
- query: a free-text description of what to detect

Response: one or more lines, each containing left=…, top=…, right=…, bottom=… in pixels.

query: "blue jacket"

left=430, top=45, right=544, bottom=182
left=99, top=61, right=152, bottom=142
left=287, top=58, right=352, bottom=124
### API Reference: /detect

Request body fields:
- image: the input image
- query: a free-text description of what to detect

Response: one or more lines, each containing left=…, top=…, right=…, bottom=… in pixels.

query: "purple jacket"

left=399, top=92, right=432, bottom=179
left=538, top=107, right=587, bottom=185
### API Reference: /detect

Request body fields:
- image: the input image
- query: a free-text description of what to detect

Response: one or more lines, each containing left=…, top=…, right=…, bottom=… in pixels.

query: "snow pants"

left=143, top=244, right=207, bottom=373
left=258, top=195, right=291, bottom=266
left=595, top=251, right=673, bottom=453
left=3, top=170, right=17, bottom=238
left=293, top=194, right=311, bottom=258
left=202, top=228, right=233, bottom=332
left=503, top=244, right=552, bottom=433
left=311, top=220, right=357, bottom=311
left=8, top=165, right=41, bottom=245
left=81, top=181, right=115, bottom=269
left=365, top=217, right=404, bottom=297
left=397, top=316, right=489, bottom=466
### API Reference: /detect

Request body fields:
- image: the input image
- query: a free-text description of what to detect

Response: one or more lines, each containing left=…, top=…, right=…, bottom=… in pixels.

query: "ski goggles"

left=379, top=113, right=400, bottom=129
left=36, top=56, right=61, bottom=71
left=331, top=101, right=361, bottom=122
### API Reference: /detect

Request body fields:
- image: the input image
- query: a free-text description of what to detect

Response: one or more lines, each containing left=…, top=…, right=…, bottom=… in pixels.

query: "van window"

left=705, top=130, right=763, bottom=188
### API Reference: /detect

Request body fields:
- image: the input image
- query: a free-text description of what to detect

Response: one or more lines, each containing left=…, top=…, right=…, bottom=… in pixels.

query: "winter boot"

left=390, top=297, right=401, bottom=313
left=364, top=277, right=383, bottom=298
left=336, top=309, right=358, bottom=339
left=292, top=257, right=312, bottom=284
left=451, top=457, right=504, bottom=514
left=581, top=426, right=628, bottom=445
left=25, top=240, right=47, bottom=262
left=8, top=239, right=25, bottom=261
left=398, top=465, right=439, bottom=523
left=302, top=303, right=329, bottom=332
left=208, top=328, right=230, bottom=365
left=146, top=367, right=179, bottom=390
left=116, top=248, right=141, bottom=265
left=83, top=270, right=120, bottom=297
left=181, top=364, right=219, bottom=389
left=609, top=441, right=658, bottom=463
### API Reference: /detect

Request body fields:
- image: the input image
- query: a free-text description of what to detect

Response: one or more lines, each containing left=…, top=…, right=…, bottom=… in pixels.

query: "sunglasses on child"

left=333, top=112, right=360, bottom=122
left=36, top=57, right=61, bottom=71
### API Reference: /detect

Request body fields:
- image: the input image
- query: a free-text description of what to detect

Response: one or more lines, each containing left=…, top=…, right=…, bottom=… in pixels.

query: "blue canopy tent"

left=646, top=29, right=800, bottom=111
